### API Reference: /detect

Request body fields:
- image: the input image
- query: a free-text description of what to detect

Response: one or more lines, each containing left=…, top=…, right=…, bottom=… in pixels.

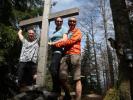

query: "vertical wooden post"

left=36, top=0, right=51, bottom=87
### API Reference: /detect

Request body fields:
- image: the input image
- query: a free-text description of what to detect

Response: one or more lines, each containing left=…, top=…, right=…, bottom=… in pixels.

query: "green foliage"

left=13, top=7, right=43, bottom=21
left=81, top=33, right=92, bottom=74
left=0, top=24, right=17, bottom=47
left=0, top=24, right=20, bottom=66
left=81, top=77, right=90, bottom=94
left=0, top=0, right=14, bottom=25
left=81, top=34, right=95, bottom=94
left=44, top=69, right=52, bottom=91
left=104, top=88, right=120, bottom=100
left=81, top=33, right=102, bottom=94
left=12, top=0, right=43, bottom=12
left=12, top=0, right=43, bottom=22
left=0, top=0, right=43, bottom=25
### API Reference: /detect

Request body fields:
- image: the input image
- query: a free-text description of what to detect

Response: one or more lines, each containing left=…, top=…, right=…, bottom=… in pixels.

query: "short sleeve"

left=21, top=38, right=27, bottom=44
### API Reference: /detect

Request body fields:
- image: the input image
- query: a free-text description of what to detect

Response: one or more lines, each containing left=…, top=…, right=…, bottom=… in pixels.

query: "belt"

left=54, top=51, right=62, bottom=54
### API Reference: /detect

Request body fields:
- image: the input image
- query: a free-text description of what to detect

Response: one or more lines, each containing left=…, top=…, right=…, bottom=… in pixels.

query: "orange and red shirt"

left=53, top=28, right=82, bottom=54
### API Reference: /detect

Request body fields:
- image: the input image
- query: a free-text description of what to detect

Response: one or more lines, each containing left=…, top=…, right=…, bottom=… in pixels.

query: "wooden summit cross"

left=19, top=0, right=79, bottom=87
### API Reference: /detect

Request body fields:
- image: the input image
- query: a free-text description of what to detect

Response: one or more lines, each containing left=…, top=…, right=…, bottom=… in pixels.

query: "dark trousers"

left=49, top=52, right=62, bottom=93
left=17, top=62, right=37, bottom=86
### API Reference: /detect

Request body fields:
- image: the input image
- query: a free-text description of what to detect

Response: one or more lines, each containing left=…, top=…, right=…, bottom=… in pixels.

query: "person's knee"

left=76, top=80, right=82, bottom=92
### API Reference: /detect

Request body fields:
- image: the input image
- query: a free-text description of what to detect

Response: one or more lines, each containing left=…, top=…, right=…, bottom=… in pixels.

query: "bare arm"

left=54, top=28, right=82, bottom=47
left=17, top=29, right=24, bottom=41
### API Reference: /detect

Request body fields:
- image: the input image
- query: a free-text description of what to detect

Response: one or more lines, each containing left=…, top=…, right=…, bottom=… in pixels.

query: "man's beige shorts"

left=59, top=54, right=81, bottom=81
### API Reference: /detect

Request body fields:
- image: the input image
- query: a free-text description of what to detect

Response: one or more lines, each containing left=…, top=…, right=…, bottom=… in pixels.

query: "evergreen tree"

left=81, top=33, right=92, bottom=94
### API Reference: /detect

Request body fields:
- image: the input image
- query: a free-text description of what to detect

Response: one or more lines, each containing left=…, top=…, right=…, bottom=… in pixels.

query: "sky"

left=51, top=0, right=90, bottom=12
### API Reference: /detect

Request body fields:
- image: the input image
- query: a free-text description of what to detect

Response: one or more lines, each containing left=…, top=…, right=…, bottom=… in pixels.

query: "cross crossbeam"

left=19, top=7, right=79, bottom=27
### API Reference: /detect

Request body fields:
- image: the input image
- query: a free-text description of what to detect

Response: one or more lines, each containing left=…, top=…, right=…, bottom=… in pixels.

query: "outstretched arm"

left=17, top=29, right=24, bottom=41
left=54, top=29, right=82, bottom=47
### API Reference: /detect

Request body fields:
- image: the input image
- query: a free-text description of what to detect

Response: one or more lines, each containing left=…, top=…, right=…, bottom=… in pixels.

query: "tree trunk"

left=110, top=0, right=133, bottom=99
left=99, top=0, right=115, bottom=88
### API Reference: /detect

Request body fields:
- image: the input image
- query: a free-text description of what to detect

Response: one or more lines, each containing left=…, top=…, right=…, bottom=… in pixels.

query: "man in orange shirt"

left=51, top=17, right=82, bottom=100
